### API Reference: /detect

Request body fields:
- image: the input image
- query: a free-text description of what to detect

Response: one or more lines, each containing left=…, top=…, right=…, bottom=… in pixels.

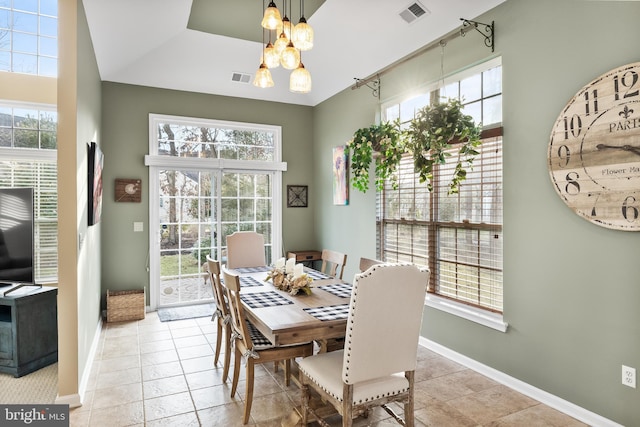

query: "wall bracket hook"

left=353, top=74, right=380, bottom=99
left=460, top=18, right=495, bottom=52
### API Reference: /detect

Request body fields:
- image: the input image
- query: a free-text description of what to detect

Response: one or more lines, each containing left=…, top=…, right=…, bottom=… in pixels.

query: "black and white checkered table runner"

left=304, top=268, right=332, bottom=280
left=234, top=266, right=271, bottom=274
left=303, top=304, right=350, bottom=321
left=240, top=291, right=293, bottom=309
left=319, top=283, right=352, bottom=299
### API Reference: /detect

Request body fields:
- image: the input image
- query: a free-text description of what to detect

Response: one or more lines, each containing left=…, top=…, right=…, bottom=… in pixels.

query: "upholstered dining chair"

left=320, top=249, right=347, bottom=279
left=358, top=256, right=383, bottom=272
left=226, top=231, right=266, bottom=269
left=222, top=269, right=314, bottom=424
left=298, top=263, right=429, bottom=427
left=205, top=256, right=232, bottom=383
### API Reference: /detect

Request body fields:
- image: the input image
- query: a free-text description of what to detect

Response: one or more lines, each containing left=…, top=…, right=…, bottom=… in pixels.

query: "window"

left=379, top=58, right=503, bottom=314
left=0, top=101, right=58, bottom=283
left=147, top=114, right=284, bottom=307
left=0, top=0, right=58, bottom=77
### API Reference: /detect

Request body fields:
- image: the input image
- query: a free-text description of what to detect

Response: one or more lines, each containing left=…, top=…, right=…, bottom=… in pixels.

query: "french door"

left=150, top=167, right=275, bottom=308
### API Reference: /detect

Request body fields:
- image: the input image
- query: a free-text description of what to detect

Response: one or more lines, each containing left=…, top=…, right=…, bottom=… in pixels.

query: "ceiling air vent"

left=399, top=1, right=429, bottom=24
left=231, top=72, right=251, bottom=84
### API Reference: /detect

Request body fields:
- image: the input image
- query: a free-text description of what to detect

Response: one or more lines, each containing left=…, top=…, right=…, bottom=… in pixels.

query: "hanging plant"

left=346, top=120, right=405, bottom=193
left=406, top=98, right=482, bottom=194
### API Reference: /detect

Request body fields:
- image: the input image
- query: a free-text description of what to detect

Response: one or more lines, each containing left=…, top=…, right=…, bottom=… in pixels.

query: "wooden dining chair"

left=298, top=263, right=429, bottom=427
left=358, top=256, right=383, bottom=272
left=320, top=249, right=347, bottom=279
left=226, top=231, right=266, bottom=269
left=222, top=270, right=314, bottom=424
left=205, top=256, right=232, bottom=383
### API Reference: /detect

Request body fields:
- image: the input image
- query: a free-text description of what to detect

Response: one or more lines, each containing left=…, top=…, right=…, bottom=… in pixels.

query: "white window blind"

left=0, top=102, right=58, bottom=283
left=379, top=58, right=503, bottom=312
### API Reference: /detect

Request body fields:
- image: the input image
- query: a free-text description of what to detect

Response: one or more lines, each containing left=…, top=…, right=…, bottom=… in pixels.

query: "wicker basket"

left=106, top=289, right=145, bottom=322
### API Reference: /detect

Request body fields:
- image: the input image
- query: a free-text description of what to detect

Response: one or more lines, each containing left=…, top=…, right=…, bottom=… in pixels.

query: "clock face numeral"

left=584, top=89, right=598, bottom=116
left=614, top=70, right=640, bottom=101
left=548, top=62, right=640, bottom=231
left=622, top=196, right=639, bottom=222
left=562, top=115, right=582, bottom=140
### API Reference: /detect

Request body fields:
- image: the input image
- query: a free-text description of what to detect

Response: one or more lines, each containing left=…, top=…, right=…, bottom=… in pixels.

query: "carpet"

left=157, top=303, right=215, bottom=322
left=0, top=363, right=57, bottom=404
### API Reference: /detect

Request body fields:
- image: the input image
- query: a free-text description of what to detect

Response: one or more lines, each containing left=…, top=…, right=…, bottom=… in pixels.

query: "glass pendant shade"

left=253, top=63, right=274, bottom=88
left=277, top=17, right=293, bottom=40
left=264, top=43, right=280, bottom=69
left=290, top=62, right=311, bottom=93
left=261, top=1, right=281, bottom=30
left=292, top=18, right=313, bottom=51
left=274, top=32, right=289, bottom=56
left=281, top=42, right=300, bottom=69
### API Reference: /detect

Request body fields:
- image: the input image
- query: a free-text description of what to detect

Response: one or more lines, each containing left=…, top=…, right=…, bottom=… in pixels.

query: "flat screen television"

left=0, top=188, right=34, bottom=286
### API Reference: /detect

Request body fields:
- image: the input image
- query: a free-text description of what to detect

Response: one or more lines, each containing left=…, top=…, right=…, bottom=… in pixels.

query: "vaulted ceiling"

left=83, top=0, right=505, bottom=106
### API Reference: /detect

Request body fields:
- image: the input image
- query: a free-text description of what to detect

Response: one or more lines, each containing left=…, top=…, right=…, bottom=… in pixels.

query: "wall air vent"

left=231, top=72, right=251, bottom=84
left=399, top=1, right=430, bottom=24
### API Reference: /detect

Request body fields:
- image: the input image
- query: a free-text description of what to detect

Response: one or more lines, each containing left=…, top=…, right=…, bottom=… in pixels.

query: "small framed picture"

left=287, top=185, right=308, bottom=208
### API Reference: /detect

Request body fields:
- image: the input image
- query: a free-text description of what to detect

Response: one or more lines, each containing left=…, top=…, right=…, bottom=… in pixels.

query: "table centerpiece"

left=265, top=257, right=313, bottom=295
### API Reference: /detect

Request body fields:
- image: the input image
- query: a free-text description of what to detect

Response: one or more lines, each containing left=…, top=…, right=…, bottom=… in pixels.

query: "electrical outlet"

left=622, top=365, right=636, bottom=388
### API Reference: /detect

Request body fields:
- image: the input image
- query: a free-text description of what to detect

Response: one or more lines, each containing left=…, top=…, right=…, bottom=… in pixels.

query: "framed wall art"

left=287, top=185, right=308, bottom=207
left=332, top=145, right=348, bottom=205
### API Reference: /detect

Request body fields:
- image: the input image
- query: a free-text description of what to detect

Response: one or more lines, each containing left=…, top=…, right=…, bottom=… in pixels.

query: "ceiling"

left=82, top=0, right=505, bottom=107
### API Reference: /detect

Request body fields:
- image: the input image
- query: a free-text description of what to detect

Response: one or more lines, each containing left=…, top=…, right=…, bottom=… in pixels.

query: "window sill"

left=425, top=294, right=508, bottom=332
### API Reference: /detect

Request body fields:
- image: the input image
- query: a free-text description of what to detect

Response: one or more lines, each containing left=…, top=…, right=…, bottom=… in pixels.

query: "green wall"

left=312, top=0, right=640, bottom=425
left=100, top=84, right=315, bottom=302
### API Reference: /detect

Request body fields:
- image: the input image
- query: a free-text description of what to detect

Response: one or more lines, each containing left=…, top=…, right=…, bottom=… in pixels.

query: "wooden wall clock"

left=115, top=178, right=141, bottom=202
left=548, top=62, right=640, bottom=231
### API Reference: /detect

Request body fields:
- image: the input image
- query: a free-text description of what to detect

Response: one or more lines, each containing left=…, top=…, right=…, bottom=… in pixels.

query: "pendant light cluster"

left=254, top=0, right=314, bottom=93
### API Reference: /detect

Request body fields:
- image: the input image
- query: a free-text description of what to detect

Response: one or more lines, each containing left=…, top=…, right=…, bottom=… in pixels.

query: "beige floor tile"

left=485, top=403, right=589, bottom=427
left=190, top=383, right=237, bottom=410
left=97, top=354, right=140, bottom=373
left=140, top=348, right=179, bottom=366
left=145, top=411, right=200, bottom=427
left=169, top=327, right=203, bottom=339
left=143, top=375, right=189, bottom=399
left=95, top=367, right=142, bottom=390
left=448, top=384, right=539, bottom=425
left=248, top=391, right=298, bottom=424
left=185, top=368, right=227, bottom=390
left=197, top=401, right=256, bottom=427
left=88, top=401, right=144, bottom=427
left=173, top=334, right=209, bottom=348
left=177, top=343, right=214, bottom=360
left=140, top=339, right=175, bottom=354
left=143, top=391, right=195, bottom=421
left=180, top=354, right=219, bottom=374
left=139, top=330, right=172, bottom=343
left=142, top=360, right=184, bottom=381
left=91, top=383, right=143, bottom=409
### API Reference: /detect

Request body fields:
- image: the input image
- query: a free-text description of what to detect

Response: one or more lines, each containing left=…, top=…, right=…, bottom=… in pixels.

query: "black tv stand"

left=2, top=283, right=42, bottom=296
left=0, top=286, right=57, bottom=377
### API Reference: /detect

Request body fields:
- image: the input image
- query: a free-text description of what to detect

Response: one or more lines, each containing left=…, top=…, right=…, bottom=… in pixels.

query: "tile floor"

left=70, top=311, right=588, bottom=426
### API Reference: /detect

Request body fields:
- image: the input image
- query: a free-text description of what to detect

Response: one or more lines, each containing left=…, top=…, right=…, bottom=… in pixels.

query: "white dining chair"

left=226, top=231, right=266, bottom=269
left=298, top=263, right=429, bottom=427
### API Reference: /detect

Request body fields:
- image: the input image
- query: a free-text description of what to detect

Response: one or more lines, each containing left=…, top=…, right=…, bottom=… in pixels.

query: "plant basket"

left=106, top=289, right=145, bottom=322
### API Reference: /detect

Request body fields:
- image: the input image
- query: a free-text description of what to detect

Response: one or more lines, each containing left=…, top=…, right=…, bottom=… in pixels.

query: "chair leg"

left=222, top=325, right=231, bottom=382
left=213, top=319, right=222, bottom=366
left=230, top=348, right=241, bottom=398
left=342, top=384, right=353, bottom=427
left=405, top=370, right=415, bottom=427
left=243, top=358, right=255, bottom=424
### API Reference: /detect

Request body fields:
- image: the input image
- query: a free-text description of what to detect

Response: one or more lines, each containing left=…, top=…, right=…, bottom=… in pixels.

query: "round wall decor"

left=548, top=62, right=640, bottom=231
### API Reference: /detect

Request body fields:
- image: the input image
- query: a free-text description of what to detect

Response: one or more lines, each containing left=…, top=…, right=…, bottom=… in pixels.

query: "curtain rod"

left=351, top=20, right=488, bottom=91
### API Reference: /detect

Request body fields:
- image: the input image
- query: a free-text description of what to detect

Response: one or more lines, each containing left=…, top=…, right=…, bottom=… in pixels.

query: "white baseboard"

left=419, top=337, right=623, bottom=427
left=56, top=317, right=103, bottom=408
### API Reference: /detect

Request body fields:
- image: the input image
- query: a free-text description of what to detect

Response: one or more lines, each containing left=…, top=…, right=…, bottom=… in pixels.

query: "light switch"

left=133, top=222, right=144, bottom=232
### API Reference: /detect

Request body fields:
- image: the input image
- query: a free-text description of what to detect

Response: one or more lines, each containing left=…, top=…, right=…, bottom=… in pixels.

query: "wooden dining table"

left=226, top=266, right=351, bottom=351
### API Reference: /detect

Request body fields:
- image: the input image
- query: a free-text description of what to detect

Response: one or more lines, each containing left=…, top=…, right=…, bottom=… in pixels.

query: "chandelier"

left=254, top=0, right=313, bottom=93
